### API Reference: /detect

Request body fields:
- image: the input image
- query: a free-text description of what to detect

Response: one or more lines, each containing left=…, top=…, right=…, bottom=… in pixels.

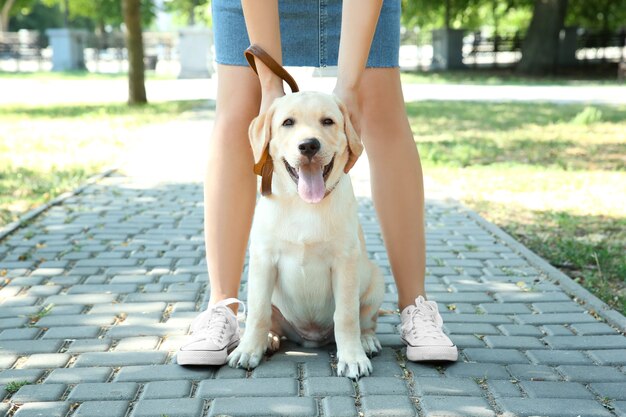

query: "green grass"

left=0, top=70, right=175, bottom=80
left=4, top=381, right=30, bottom=394
left=0, top=100, right=207, bottom=227
left=401, top=70, right=626, bottom=86
left=406, top=101, right=626, bottom=314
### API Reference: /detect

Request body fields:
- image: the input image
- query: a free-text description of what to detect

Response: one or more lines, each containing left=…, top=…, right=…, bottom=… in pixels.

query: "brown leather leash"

left=244, top=44, right=300, bottom=196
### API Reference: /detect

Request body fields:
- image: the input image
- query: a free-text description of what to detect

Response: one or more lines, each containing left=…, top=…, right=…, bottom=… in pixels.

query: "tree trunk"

left=122, top=0, right=147, bottom=105
left=0, top=0, right=17, bottom=34
left=518, top=0, right=568, bottom=75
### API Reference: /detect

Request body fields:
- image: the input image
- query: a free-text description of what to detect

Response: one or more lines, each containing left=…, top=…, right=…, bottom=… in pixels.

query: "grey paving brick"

left=532, top=302, right=585, bottom=313
left=0, top=369, right=44, bottom=384
left=486, top=380, right=523, bottom=398
left=369, top=358, right=405, bottom=377
left=115, top=364, right=213, bottom=382
left=45, top=367, right=112, bottom=384
left=496, top=398, right=612, bottom=417
left=44, top=293, right=118, bottom=305
left=557, top=365, right=626, bottom=382
left=197, top=378, right=298, bottom=397
left=0, top=354, right=17, bottom=369
left=67, top=382, right=139, bottom=401
left=251, top=360, right=298, bottom=378
left=586, top=349, right=626, bottom=365
left=463, top=349, right=529, bottom=364
left=526, top=350, right=592, bottom=365
left=515, top=313, right=597, bottom=325
left=11, top=384, right=67, bottom=402
left=141, top=380, right=191, bottom=399
left=21, top=354, right=71, bottom=369
left=404, top=362, right=442, bottom=378
left=0, top=317, right=29, bottom=328
left=498, top=324, right=543, bottom=337
left=360, top=395, right=417, bottom=417
left=506, top=364, right=560, bottom=381
left=449, top=334, right=487, bottom=348
left=41, top=326, right=102, bottom=339
left=13, top=401, right=70, bottom=417
left=420, top=395, right=496, bottom=417
left=303, top=377, right=354, bottom=396
left=0, top=328, right=41, bottom=341
left=208, top=397, right=317, bottom=417
left=321, top=396, right=358, bottom=417
left=89, top=302, right=167, bottom=314
left=444, top=323, right=500, bottom=335
left=213, top=365, right=248, bottom=379
left=544, top=335, right=626, bottom=350
left=494, top=292, right=570, bottom=302
left=25, top=285, right=62, bottom=297
left=67, top=338, right=111, bottom=353
left=519, top=381, right=594, bottom=399
left=413, top=376, right=482, bottom=396
left=131, top=398, right=204, bottom=417
left=0, top=339, right=64, bottom=355
left=67, top=284, right=138, bottom=294
left=110, top=275, right=155, bottom=284
left=106, top=323, right=187, bottom=338
left=73, top=351, right=168, bottom=367
left=541, top=325, right=573, bottom=336
left=359, top=376, right=409, bottom=395
left=444, top=362, right=510, bottom=379
left=570, top=322, right=619, bottom=335
left=0, top=306, right=39, bottom=319
left=36, top=313, right=116, bottom=328
left=589, top=382, right=626, bottom=400
left=114, top=336, right=161, bottom=351
left=73, top=401, right=130, bottom=417
left=125, top=292, right=197, bottom=302
left=483, top=336, right=546, bottom=349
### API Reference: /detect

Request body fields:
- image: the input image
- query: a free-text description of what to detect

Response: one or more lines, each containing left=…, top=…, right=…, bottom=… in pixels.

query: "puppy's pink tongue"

left=297, top=164, right=325, bottom=203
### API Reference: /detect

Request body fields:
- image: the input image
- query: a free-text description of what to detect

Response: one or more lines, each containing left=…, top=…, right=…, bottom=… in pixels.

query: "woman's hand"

left=259, top=67, right=285, bottom=114
left=333, top=83, right=362, bottom=136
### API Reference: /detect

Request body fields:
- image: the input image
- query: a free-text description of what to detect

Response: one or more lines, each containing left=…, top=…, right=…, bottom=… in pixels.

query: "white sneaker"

left=400, top=296, right=458, bottom=362
left=177, top=298, right=245, bottom=366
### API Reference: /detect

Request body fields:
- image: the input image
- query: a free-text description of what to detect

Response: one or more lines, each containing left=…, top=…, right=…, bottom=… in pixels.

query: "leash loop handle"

left=244, top=44, right=300, bottom=93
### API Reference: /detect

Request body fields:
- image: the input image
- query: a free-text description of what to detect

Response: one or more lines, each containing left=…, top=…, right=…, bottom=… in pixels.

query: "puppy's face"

left=250, top=92, right=363, bottom=203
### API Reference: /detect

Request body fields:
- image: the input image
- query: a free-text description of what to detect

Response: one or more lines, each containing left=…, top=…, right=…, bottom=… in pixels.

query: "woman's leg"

left=358, top=67, right=426, bottom=311
left=205, top=64, right=261, bottom=311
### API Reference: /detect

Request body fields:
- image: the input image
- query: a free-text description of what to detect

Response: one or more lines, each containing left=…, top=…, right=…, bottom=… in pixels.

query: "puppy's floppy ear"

left=249, top=104, right=276, bottom=176
left=333, top=96, right=364, bottom=173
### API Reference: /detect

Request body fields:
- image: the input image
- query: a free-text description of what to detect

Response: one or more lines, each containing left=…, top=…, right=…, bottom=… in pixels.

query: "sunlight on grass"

left=407, top=100, right=626, bottom=314
left=0, top=100, right=207, bottom=227
left=400, top=71, right=626, bottom=86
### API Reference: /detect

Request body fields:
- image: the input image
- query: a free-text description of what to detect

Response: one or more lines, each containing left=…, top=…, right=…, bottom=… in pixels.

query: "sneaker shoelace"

left=190, top=298, right=245, bottom=345
left=402, top=299, right=448, bottom=342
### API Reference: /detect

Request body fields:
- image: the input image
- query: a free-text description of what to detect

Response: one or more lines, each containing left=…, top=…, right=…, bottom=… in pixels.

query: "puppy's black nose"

left=298, top=138, right=321, bottom=158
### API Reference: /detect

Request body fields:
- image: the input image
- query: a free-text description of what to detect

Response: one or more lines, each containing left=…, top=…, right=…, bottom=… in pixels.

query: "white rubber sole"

left=405, top=345, right=459, bottom=362
left=177, top=341, right=239, bottom=366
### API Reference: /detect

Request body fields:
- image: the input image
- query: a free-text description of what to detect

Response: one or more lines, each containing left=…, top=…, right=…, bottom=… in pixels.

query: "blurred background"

left=0, top=1, right=624, bottom=321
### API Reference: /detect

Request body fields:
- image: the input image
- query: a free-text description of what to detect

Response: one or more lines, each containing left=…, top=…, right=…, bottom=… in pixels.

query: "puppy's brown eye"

left=322, top=118, right=334, bottom=126
left=282, top=118, right=295, bottom=127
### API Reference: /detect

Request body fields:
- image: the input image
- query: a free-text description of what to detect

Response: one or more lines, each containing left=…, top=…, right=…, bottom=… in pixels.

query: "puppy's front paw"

left=361, top=333, right=382, bottom=356
left=336, top=349, right=372, bottom=379
left=227, top=343, right=265, bottom=370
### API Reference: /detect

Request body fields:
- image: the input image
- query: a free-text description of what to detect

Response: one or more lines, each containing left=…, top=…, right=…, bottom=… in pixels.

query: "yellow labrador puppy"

left=227, top=92, right=384, bottom=379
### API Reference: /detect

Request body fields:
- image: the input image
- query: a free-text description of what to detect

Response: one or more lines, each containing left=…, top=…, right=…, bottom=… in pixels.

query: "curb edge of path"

left=0, top=167, right=118, bottom=243
left=451, top=199, right=626, bottom=333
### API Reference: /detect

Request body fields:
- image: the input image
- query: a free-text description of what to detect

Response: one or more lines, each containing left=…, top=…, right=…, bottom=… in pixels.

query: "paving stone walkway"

left=1, top=116, right=626, bottom=417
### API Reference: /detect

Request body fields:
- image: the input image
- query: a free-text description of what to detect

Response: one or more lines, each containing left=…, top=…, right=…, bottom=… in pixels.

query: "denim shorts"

left=212, top=0, right=400, bottom=68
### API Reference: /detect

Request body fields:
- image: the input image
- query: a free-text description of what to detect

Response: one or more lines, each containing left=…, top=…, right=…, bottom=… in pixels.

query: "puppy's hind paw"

left=267, top=331, right=281, bottom=353
left=336, top=351, right=372, bottom=379
left=227, top=344, right=264, bottom=370
left=361, top=333, right=382, bottom=356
